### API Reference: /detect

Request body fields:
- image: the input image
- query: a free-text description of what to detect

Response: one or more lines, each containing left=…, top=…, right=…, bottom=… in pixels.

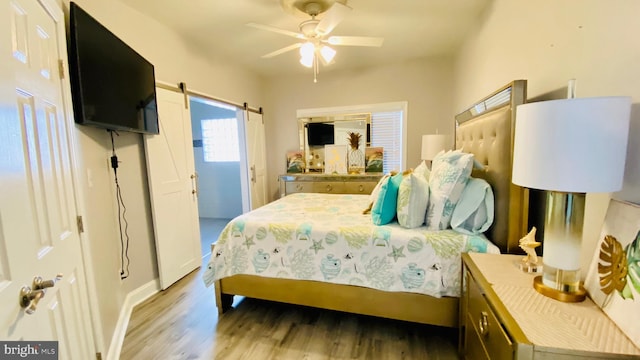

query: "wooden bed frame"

left=214, top=80, right=528, bottom=328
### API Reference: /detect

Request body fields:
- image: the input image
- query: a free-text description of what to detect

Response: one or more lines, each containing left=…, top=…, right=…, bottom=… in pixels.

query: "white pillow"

left=397, top=171, right=429, bottom=228
left=451, top=177, right=494, bottom=235
left=426, top=150, right=474, bottom=230
left=413, top=160, right=431, bottom=180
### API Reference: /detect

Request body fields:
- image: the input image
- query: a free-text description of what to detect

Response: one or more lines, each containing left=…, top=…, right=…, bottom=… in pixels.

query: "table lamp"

left=421, top=134, right=448, bottom=168
left=512, top=96, right=631, bottom=302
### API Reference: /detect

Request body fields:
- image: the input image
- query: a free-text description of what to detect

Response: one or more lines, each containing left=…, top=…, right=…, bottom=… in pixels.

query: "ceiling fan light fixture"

left=299, top=42, right=315, bottom=58
left=300, top=54, right=314, bottom=68
left=251, top=1, right=383, bottom=82
left=319, top=45, right=336, bottom=63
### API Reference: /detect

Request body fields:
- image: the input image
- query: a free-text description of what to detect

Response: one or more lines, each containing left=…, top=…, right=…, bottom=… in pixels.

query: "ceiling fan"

left=247, top=0, right=384, bottom=82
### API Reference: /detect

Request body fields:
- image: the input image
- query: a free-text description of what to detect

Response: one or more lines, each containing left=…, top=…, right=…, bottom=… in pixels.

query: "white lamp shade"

left=512, top=96, right=631, bottom=192
left=421, top=134, right=448, bottom=160
left=299, top=42, right=314, bottom=58
left=300, top=55, right=313, bottom=68
left=320, top=45, right=336, bottom=63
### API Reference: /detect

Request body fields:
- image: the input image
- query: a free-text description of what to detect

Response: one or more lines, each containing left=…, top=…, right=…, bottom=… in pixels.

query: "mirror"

left=298, top=113, right=371, bottom=173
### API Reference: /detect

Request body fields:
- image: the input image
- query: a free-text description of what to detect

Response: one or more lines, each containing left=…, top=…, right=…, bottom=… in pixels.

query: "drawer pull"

left=326, top=184, right=332, bottom=191
left=479, top=311, right=489, bottom=336
left=358, top=185, right=364, bottom=192
left=296, top=184, right=303, bottom=191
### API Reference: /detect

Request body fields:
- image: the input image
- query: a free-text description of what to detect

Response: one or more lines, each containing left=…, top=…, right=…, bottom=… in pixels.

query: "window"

left=371, top=110, right=403, bottom=173
left=201, top=118, right=240, bottom=162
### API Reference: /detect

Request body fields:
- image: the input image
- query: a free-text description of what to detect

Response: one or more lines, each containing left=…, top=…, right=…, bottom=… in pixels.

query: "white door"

left=144, top=87, right=201, bottom=290
left=0, top=0, right=95, bottom=358
left=244, top=110, right=268, bottom=209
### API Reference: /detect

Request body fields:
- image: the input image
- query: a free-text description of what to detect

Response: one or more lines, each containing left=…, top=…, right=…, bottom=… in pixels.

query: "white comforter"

left=203, top=193, right=499, bottom=298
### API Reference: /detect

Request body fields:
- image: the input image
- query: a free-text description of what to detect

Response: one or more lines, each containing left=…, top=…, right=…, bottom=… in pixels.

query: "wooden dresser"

left=460, top=253, right=640, bottom=360
left=278, top=173, right=382, bottom=198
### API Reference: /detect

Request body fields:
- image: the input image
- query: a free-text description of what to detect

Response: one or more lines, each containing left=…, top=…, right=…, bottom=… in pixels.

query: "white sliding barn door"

left=243, top=110, right=268, bottom=209
left=145, top=87, right=201, bottom=290
left=0, top=0, right=95, bottom=358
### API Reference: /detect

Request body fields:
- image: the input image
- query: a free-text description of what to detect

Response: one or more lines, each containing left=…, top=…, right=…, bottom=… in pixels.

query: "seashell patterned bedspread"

left=203, top=193, right=499, bottom=298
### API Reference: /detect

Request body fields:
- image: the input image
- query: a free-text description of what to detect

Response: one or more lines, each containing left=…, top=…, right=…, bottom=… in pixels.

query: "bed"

left=203, top=80, right=528, bottom=328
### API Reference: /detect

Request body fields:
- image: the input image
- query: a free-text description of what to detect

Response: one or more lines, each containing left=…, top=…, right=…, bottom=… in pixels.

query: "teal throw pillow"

left=371, top=172, right=403, bottom=225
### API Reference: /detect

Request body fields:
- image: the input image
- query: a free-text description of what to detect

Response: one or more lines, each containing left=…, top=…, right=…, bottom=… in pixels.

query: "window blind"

left=371, top=110, right=403, bottom=173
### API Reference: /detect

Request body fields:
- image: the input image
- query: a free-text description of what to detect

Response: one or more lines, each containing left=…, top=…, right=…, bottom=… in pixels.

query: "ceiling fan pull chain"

left=314, top=55, right=318, bottom=83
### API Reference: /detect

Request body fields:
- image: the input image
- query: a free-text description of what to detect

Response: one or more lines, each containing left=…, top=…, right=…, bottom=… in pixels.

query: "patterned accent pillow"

left=451, top=177, right=494, bottom=235
left=426, top=150, right=474, bottom=230
left=397, top=171, right=429, bottom=228
left=371, top=172, right=403, bottom=225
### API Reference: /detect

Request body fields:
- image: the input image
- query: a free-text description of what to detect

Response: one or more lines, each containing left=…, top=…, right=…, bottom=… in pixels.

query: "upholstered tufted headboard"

left=455, top=80, right=528, bottom=253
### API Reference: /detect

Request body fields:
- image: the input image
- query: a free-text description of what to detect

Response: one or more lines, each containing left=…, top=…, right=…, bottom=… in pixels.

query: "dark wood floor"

left=119, top=218, right=460, bottom=359
left=120, top=265, right=459, bottom=359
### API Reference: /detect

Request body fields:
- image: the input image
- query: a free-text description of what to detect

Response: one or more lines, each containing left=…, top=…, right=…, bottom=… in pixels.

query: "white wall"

left=62, top=0, right=263, bottom=353
left=453, top=0, right=640, bottom=277
left=190, top=100, right=243, bottom=219
left=263, top=56, right=455, bottom=200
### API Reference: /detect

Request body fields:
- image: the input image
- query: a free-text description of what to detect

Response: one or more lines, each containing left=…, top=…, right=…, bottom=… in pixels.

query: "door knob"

left=19, top=286, right=45, bottom=315
left=19, top=274, right=63, bottom=314
left=33, top=273, right=63, bottom=290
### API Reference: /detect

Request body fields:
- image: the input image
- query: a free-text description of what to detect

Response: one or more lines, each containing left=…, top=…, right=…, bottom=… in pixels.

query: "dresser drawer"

left=467, top=273, right=513, bottom=360
left=285, top=182, right=312, bottom=194
left=285, top=181, right=345, bottom=194
left=310, top=181, right=345, bottom=193
left=464, top=312, right=490, bottom=360
left=344, top=182, right=376, bottom=194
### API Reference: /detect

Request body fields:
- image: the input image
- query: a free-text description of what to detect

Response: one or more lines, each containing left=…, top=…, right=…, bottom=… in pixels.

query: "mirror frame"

left=298, top=113, right=371, bottom=173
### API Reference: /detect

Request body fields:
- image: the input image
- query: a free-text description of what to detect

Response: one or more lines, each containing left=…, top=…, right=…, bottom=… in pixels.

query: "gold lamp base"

left=533, top=276, right=587, bottom=302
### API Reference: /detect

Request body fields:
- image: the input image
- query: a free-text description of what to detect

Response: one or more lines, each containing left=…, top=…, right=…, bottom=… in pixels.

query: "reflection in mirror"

left=298, top=113, right=371, bottom=173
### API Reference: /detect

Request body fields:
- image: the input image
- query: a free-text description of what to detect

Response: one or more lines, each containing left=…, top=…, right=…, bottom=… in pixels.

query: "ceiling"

left=118, top=0, right=491, bottom=78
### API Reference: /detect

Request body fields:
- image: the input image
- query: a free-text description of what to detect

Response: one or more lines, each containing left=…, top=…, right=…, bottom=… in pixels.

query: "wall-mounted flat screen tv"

left=307, top=123, right=334, bottom=146
left=67, top=2, right=159, bottom=134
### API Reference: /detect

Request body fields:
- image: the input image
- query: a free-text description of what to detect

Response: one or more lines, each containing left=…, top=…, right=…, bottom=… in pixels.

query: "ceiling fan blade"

left=246, top=22, right=305, bottom=40
left=327, top=36, right=384, bottom=47
left=315, top=2, right=352, bottom=36
left=261, top=43, right=302, bottom=58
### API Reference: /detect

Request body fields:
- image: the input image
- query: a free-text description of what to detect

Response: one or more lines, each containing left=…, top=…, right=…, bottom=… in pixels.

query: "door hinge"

left=76, top=215, right=84, bottom=233
left=96, top=352, right=102, bottom=360
left=58, top=59, right=65, bottom=79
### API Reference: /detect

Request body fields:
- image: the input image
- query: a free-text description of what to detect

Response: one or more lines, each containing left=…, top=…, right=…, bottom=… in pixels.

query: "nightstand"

left=459, top=253, right=640, bottom=359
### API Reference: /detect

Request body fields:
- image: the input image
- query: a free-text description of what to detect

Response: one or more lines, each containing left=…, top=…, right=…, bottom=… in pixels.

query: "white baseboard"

left=106, top=279, right=160, bottom=360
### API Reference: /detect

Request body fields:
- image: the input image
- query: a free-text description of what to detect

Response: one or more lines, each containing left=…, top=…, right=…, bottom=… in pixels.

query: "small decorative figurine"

left=517, top=227, right=542, bottom=273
